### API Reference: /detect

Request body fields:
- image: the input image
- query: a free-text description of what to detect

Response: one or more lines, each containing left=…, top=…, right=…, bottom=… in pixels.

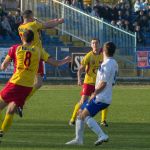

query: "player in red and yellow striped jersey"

left=69, top=38, right=108, bottom=127
left=18, top=10, right=64, bottom=101
left=0, top=30, right=71, bottom=138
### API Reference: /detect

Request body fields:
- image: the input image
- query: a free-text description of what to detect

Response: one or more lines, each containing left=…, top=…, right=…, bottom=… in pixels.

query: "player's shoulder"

left=82, top=51, right=92, bottom=62
left=19, top=21, right=36, bottom=28
left=10, top=44, right=21, bottom=50
left=85, top=50, right=93, bottom=57
left=108, top=58, right=117, bottom=64
left=99, top=48, right=103, bottom=53
left=99, top=48, right=103, bottom=56
left=33, top=20, right=43, bottom=27
left=8, top=44, right=21, bottom=57
left=105, top=58, right=118, bottom=68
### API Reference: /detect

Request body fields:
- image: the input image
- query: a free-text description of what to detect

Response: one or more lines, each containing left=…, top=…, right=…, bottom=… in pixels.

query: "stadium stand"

left=0, top=0, right=150, bottom=78
left=63, top=0, right=150, bottom=47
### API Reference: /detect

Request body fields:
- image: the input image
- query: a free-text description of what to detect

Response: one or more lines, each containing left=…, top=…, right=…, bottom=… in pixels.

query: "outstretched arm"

left=1, top=55, right=11, bottom=70
left=35, top=18, right=64, bottom=29
left=46, top=56, right=71, bottom=67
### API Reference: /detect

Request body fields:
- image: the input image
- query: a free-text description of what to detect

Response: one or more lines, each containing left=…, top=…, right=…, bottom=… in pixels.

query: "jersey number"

left=24, top=51, right=32, bottom=67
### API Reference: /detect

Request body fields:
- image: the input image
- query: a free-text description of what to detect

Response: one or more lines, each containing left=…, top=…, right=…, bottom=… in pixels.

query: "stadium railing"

left=1, top=45, right=150, bottom=80
left=20, top=0, right=137, bottom=55
left=20, top=0, right=150, bottom=79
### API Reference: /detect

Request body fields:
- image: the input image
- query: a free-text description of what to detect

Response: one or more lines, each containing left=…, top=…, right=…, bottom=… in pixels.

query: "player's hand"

left=64, top=56, right=72, bottom=63
left=59, top=18, right=64, bottom=23
left=77, top=79, right=82, bottom=86
left=90, top=92, right=96, bottom=101
left=79, top=99, right=84, bottom=105
left=58, top=18, right=64, bottom=24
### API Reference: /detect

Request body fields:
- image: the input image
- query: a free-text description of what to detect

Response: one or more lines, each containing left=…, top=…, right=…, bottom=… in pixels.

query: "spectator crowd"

left=0, top=4, right=22, bottom=42
left=64, top=0, right=150, bottom=45
left=0, top=0, right=150, bottom=45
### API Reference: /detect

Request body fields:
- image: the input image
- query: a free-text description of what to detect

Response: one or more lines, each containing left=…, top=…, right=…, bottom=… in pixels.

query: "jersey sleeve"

left=40, top=48, right=50, bottom=62
left=99, top=64, right=111, bottom=82
left=8, top=45, right=18, bottom=60
left=81, top=53, right=90, bottom=67
left=34, top=20, right=44, bottom=30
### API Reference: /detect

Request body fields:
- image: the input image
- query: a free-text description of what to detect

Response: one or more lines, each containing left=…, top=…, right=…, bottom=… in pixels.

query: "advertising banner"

left=137, top=51, right=150, bottom=69
left=69, top=47, right=90, bottom=77
left=0, top=48, right=14, bottom=78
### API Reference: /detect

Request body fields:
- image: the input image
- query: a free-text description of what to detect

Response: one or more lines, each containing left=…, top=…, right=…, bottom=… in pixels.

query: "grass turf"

left=0, top=85, right=149, bottom=150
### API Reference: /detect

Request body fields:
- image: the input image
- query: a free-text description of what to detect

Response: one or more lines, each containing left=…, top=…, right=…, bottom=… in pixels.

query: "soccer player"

left=18, top=9, right=64, bottom=101
left=0, top=30, right=71, bottom=139
left=69, top=38, right=109, bottom=127
left=66, top=41, right=118, bottom=146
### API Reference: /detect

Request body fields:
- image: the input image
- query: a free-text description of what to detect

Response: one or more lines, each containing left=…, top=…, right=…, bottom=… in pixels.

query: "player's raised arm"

left=46, top=56, right=71, bottom=67
left=1, top=55, right=11, bottom=71
left=35, top=18, right=64, bottom=29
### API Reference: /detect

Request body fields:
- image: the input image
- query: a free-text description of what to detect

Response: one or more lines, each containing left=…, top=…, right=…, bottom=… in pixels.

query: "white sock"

left=75, top=116, right=84, bottom=142
left=85, top=116, right=105, bottom=138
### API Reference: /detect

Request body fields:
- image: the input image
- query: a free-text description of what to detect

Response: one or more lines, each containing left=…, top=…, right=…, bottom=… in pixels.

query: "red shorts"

left=0, top=82, right=32, bottom=108
left=80, top=83, right=95, bottom=96
left=38, top=59, right=44, bottom=77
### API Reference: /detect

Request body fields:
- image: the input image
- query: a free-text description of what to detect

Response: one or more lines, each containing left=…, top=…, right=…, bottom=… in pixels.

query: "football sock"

left=0, top=110, right=3, bottom=127
left=101, top=108, right=108, bottom=122
left=75, top=116, right=84, bottom=141
left=1, top=113, right=14, bottom=133
left=26, top=87, right=37, bottom=101
left=70, top=103, right=81, bottom=122
left=85, top=116, right=105, bottom=138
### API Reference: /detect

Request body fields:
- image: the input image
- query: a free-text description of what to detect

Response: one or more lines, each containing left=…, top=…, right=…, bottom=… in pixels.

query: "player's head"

left=91, top=38, right=100, bottom=53
left=103, top=42, right=116, bottom=57
left=22, top=30, right=34, bottom=44
left=22, top=10, right=34, bottom=21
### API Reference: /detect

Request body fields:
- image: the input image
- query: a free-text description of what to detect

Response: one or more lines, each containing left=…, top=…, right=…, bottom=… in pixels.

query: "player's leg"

left=101, top=108, right=108, bottom=127
left=69, top=95, right=88, bottom=126
left=1, top=102, right=16, bottom=135
left=15, top=58, right=44, bottom=116
left=83, top=99, right=109, bottom=146
left=66, top=99, right=92, bottom=145
left=26, top=74, right=43, bottom=101
left=0, top=96, right=8, bottom=129
left=16, top=72, right=43, bottom=118
left=66, top=109, right=84, bottom=145
left=69, top=84, right=95, bottom=125
left=0, top=98, right=8, bottom=137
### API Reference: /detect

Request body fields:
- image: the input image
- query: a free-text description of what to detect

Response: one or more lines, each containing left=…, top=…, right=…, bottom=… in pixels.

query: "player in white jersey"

left=66, top=41, right=118, bottom=146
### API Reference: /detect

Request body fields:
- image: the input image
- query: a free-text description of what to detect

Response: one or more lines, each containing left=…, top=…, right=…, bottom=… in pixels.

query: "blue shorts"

left=81, top=98, right=109, bottom=117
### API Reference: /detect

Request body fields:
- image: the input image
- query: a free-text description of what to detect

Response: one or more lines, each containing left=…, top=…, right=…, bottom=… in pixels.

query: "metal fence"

left=21, top=0, right=137, bottom=57
left=1, top=45, right=150, bottom=79
left=21, top=0, right=149, bottom=78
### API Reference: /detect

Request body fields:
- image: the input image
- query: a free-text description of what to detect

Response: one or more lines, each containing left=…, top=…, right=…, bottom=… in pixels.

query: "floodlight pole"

left=20, top=0, right=23, bottom=12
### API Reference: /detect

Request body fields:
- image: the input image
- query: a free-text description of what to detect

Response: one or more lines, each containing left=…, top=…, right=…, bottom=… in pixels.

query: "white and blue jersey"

left=81, top=57, right=118, bottom=117
left=95, top=57, right=118, bottom=104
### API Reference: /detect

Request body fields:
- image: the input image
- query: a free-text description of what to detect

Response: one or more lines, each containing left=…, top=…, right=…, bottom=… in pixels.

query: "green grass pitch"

left=0, top=85, right=150, bottom=150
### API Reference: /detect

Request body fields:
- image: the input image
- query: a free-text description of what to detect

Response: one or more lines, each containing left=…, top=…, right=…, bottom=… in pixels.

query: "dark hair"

left=22, top=10, right=33, bottom=19
left=23, top=30, right=34, bottom=43
left=104, top=42, right=116, bottom=57
left=91, top=38, right=100, bottom=43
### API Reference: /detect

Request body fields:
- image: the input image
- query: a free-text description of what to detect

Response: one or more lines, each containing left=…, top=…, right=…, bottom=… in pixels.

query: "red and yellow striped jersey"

left=18, top=20, right=43, bottom=48
left=7, top=44, right=50, bottom=87
left=81, top=49, right=103, bottom=85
